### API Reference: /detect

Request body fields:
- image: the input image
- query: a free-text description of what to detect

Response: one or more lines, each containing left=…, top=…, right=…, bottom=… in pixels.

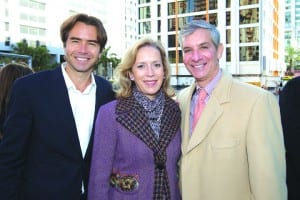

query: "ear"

left=129, top=72, right=134, bottom=81
left=217, top=43, right=224, bottom=60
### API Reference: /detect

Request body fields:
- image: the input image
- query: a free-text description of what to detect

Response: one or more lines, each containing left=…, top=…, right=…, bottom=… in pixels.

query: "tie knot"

left=197, top=89, right=207, bottom=101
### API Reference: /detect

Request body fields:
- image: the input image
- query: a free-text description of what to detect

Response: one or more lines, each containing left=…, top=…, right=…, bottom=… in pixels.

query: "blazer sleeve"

left=0, top=79, right=33, bottom=200
left=247, top=91, right=287, bottom=200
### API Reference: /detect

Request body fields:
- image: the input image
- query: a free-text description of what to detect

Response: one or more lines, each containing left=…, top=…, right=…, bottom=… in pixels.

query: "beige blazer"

left=177, top=71, right=287, bottom=200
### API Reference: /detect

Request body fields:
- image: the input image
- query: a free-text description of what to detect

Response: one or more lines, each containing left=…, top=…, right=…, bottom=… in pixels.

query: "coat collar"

left=181, top=71, right=233, bottom=154
left=116, top=94, right=181, bottom=199
left=116, top=94, right=181, bottom=153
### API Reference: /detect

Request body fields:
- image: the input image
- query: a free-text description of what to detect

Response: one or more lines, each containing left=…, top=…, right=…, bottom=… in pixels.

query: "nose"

left=191, top=50, right=202, bottom=61
left=78, top=41, right=88, bottom=53
left=146, top=65, right=154, bottom=76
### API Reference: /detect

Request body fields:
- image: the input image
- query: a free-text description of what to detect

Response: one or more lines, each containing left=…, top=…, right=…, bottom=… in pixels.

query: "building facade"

left=0, top=0, right=287, bottom=88
left=0, top=0, right=132, bottom=65
left=285, top=0, right=300, bottom=46
left=137, top=0, right=285, bottom=87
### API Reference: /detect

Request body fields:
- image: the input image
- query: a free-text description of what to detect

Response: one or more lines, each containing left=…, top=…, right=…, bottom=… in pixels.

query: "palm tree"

left=96, top=47, right=121, bottom=80
left=285, top=46, right=300, bottom=73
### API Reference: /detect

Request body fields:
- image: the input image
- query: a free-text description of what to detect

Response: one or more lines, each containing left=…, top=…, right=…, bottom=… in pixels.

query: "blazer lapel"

left=183, top=72, right=232, bottom=153
left=49, top=67, right=82, bottom=156
left=187, top=95, right=223, bottom=152
left=179, top=84, right=195, bottom=155
left=116, top=96, right=159, bottom=150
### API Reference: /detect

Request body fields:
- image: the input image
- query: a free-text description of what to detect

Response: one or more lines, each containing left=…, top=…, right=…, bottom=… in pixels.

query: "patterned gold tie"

left=192, top=89, right=207, bottom=131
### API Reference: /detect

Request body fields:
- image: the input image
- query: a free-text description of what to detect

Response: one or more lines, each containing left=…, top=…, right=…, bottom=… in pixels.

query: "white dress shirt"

left=61, top=64, right=96, bottom=193
left=61, top=64, right=96, bottom=157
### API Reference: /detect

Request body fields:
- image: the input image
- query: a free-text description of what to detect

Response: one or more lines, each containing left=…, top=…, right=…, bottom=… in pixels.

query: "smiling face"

left=129, top=46, right=165, bottom=100
left=64, top=22, right=101, bottom=75
left=182, top=28, right=223, bottom=87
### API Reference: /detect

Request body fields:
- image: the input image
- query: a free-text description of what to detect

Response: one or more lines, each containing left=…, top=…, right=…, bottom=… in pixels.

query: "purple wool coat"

left=88, top=95, right=181, bottom=200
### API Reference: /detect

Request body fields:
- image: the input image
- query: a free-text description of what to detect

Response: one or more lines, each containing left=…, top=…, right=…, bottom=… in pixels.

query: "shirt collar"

left=61, top=62, right=96, bottom=93
left=195, top=68, right=222, bottom=96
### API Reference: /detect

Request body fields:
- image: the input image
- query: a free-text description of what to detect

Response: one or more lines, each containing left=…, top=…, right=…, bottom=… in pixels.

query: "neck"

left=65, top=65, right=92, bottom=92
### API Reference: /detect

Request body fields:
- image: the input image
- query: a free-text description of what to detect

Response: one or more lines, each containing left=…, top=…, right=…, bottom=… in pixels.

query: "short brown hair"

left=60, top=13, right=107, bottom=53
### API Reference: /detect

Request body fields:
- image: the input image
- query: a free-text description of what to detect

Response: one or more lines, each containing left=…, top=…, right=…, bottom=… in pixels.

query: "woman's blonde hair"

left=113, top=38, right=175, bottom=98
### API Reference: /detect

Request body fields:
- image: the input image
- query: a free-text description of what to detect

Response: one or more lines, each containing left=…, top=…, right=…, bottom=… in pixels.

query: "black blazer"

left=279, top=76, right=300, bottom=200
left=0, top=66, right=115, bottom=200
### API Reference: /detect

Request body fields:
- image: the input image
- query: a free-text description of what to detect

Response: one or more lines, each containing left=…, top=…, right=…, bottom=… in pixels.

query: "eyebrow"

left=183, top=42, right=210, bottom=49
left=69, top=36, right=98, bottom=43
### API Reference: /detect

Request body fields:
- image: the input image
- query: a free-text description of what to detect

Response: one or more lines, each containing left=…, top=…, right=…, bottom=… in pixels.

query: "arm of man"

left=247, top=91, right=287, bottom=200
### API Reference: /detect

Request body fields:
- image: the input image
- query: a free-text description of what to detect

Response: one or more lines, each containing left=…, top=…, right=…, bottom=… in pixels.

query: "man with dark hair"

left=0, top=13, right=115, bottom=200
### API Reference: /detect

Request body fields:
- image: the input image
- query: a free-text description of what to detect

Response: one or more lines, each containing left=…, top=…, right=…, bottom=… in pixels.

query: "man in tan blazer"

left=177, top=20, right=287, bottom=200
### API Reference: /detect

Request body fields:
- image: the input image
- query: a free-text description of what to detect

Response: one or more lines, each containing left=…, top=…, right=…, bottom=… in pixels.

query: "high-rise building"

left=137, top=0, right=285, bottom=87
left=0, top=0, right=131, bottom=64
left=0, top=0, right=287, bottom=88
left=285, top=0, right=300, bottom=46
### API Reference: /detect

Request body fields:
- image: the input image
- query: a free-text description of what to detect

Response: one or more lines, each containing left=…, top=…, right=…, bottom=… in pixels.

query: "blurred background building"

left=136, top=0, right=286, bottom=88
left=0, top=0, right=299, bottom=89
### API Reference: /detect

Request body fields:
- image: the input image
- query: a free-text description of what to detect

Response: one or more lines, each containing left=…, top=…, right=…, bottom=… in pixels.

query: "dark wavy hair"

left=0, top=63, right=34, bottom=138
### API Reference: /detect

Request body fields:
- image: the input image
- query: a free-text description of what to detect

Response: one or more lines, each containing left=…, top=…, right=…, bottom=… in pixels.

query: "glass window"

left=194, top=1, right=206, bottom=12
left=168, top=0, right=197, bottom=15
left=139, top=6, right=151, bottom=19
left=139, top=0, right=150, bottom=3
left=240, top=8, right=259, bottom=24
left=20, top=13, right=28, bottom=20
left=29, top=27, right=38, bottom=35
left=226, top=12, right=231, bottom=26
left=157, top=4, right=161, bottom=17
left=168, top=18, right=176, bottom=31
left=39, top=28, right=46, bottom=36
left=226, top=0, right=231, bottom=8
left=168, top=2, right=176, bottom=15
left=178, top=1, right=188, bottom=14
left=39, top=16, right=45, bottom=23
left=226, top=47, right=231, bottom=62
left=209, top=0, right=218, bottom=9
left=5, top=22, right=9, bottom=31
left=239, top=27, right=259, bottom=43
left=208, top=13, right=218, bottom=26
left=5, top=8, right=8, bottom=17
left=240, top=0, right=259, bottom=6
left=240, top=46, right=259, bottom=61
left=157, top=20, right=161, bottom=33
left=20, top=25, right=28, bottom=34
left=20, top=0, right=27, bottom=7
left=168, top=34, right=176, bottom=48
left=226, top=29, right=231, bottom=44
left=139, top=21, right=151, bottom=34
left=168, top=50, right=183, bottom=64
left=30, top=15, right=38, bottom=22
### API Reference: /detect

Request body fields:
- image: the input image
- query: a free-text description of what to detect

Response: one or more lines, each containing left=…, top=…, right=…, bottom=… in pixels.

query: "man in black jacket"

left=0, top=13, right=115, bottom=200
left=279, top=76, right=300, bottom=200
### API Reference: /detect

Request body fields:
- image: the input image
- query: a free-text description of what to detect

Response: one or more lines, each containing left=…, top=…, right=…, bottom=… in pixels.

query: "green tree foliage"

left=285, top=45, right=300, bottom=71
left=0, top=57, right=13, bottom=67
left=97, top=46, right=121, bottom=78
left=11, top=40, right=53, bottom=72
